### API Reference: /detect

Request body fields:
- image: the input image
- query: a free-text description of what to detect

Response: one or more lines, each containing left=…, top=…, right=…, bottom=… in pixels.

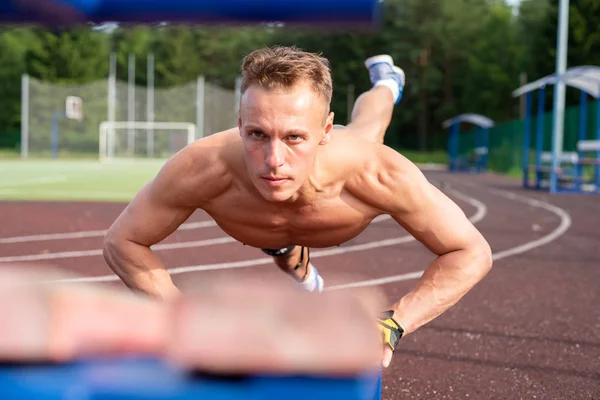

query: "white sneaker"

left=364, top=54, right=405, bottom=104
left=297, top=264, right=324, bottom=293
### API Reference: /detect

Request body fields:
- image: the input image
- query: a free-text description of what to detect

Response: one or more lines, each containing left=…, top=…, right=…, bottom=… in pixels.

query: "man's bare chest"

left=202, top=191, right=378, bottom=248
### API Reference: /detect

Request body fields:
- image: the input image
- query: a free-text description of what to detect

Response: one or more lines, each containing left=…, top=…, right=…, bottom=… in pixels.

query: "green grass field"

left=394, top=149, right=448, bottom=165
left=0, top=158, right=166, bottom=202
left=0, top=149, right=450, bottom=203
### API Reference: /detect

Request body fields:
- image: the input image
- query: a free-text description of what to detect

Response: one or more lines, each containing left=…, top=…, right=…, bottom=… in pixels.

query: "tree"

left=0, top=28, right=41, bottom=130
left=25, top=26, right=110, bottom=82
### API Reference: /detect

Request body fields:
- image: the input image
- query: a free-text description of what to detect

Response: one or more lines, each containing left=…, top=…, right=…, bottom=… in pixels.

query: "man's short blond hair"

left=240, top=46, right=333, bottom=105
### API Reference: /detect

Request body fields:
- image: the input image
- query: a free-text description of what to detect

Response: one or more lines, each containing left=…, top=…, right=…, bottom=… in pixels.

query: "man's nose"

left=265, top=141, right=285, bottom=168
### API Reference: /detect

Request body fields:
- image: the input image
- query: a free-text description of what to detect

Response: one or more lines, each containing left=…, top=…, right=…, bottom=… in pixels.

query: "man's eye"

left=249, top=131, right=264, bottom=138
left=287, top=135, right=302, bottom=142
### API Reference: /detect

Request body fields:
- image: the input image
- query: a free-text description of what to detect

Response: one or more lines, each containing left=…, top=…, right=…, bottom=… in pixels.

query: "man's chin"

left=259, top=189, right=293, bottom=203
left=253, top=178, right=295, bottom=202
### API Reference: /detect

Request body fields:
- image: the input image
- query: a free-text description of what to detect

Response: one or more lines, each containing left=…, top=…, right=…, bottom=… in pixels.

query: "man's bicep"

left=110, top=181, right=196, bottom=247
left=392, top=179, right=482, bottom=256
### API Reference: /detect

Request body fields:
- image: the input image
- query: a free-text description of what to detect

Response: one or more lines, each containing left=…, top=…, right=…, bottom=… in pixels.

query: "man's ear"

left=319, top=111, right=335, bottom=145
left=238, top=117, right=243, bottom=136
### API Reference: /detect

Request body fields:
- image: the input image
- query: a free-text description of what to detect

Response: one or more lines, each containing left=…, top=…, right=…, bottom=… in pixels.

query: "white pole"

left=550, top=0, right=570, bottom=193
left=347, top=83, right=355, bottom=124
left=99, top=122, right=107, bottom=162
left=21, top=74, right=29, bottom=159
left=234, top=76, right=242, bottom=130
left=128, top=53, right=136, bottom=155
left=234, top=76, right=242, bottom=115
left=147, top=53, right=155, bottom=157
left=107, top=53, right=116, bottom=158
left=196, top=75, right=205, bottom=139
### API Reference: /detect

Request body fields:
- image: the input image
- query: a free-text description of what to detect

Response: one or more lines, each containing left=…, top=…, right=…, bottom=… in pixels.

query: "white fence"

left=21, top=74, right=239, bottom=158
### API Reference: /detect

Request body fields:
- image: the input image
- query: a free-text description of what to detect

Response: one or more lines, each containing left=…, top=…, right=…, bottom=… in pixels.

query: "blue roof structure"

left=512, top=65, right=600, bottom=99
left=441, top=114, right=495, bottom=130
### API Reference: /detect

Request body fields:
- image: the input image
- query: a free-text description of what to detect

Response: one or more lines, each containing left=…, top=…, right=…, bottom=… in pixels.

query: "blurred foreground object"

left=0, top=356, right=381, bottom=400
left=0, top=266, right=383, bottom=400
left=0, top=0, right=382, bottom=28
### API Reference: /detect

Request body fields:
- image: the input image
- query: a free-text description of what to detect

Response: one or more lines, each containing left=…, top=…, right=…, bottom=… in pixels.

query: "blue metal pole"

left=51, top=111, right=61, bottom=159
left=535, top=87, right=546, bottom=189
left=577, top=90, right=587, bottom=190
left=483, top=128, right=489, bottom=172
left=454, top=122, right=461, bottom=172
left=594, top=99, right=600, bottom=191
left=448, top=122, right=460, bottom=172
left=474, top=126, right=480, bottom=172
left=523, top=92, right=533, bottom=188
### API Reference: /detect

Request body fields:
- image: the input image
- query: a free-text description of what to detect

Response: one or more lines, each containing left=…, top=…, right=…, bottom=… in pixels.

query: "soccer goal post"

left=99, top=121, right=197, bottom=162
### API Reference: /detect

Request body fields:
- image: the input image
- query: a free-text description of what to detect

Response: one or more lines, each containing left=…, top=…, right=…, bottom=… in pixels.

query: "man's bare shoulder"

left=340, top=137, right=430, bottom=215
left=149, top=128, right=243, bottom=207
left=323, top=129, right=382, bottom=169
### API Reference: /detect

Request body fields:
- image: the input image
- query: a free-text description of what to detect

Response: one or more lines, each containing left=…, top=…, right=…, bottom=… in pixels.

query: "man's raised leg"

left=346, top=55, right=405, bottom=144
left=262, top=246, right=324, bottom=292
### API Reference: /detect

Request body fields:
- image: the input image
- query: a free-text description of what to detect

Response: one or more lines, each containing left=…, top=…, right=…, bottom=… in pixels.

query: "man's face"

left=238, top=81, right=333, bottom=203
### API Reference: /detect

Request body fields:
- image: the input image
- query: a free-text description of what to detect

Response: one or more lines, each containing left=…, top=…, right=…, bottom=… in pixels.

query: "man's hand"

left=0, top=264, right=386, bottom=375
left=377, top=310, right=404, bottom=368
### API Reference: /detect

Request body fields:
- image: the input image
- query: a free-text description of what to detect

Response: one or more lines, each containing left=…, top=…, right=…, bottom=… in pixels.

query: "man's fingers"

left=381, top=347, right=394, bottom=368
left=166, top=275, right=385, bottom=376
left=0, top=265, right=167, bottom=362
left=0, top=266, right=387, bottom=377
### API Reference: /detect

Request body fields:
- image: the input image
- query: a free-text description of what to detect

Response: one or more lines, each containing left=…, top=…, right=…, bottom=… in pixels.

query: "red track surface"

left=1, top=170, right=599, bottom=399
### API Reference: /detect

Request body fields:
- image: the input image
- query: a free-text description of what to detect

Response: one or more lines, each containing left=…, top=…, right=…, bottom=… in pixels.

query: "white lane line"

left=446, top=188, right=487, bottom=223
left=0, top=187, right=481, bottom=245
left=0, top=215, right=392, bottom=262
left=48, top=189, right=488, bottom=284
left=325, top=186, right=571, bottom=291
left=0, top=216, right=392, bottom=245
left=0, top=220, right=219, bottom=244
left=485, top=188, right=571, bottom=260
left=0, top=189, right=134, bottom=199
left=0, top=237, right=237, bottom=263
left=326, top=271, right=427, bottom=290
left=0, top=176, right=69, bottom=187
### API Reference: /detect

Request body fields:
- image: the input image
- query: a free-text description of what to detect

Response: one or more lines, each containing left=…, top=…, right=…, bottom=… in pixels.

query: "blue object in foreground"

left=0, top=357, right=382, bottom=400
left=0, top=0, right=381, bottom=27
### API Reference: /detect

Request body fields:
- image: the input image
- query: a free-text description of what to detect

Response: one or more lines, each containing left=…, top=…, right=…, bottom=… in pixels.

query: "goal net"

left=99, top=121, right=197, bottom=162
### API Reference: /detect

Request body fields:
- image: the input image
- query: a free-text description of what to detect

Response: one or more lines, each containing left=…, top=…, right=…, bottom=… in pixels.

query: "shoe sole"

left=365, top=54, right=394, bottom=69
left=393, top=66, right=405, bottom=85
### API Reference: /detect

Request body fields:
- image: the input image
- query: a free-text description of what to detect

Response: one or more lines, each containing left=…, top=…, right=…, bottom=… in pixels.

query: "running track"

left=0, top=170, right=599, bottom=399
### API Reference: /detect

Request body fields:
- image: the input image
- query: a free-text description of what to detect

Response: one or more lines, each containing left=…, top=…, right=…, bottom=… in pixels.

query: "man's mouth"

left=261, top=176, right=289, bottom=186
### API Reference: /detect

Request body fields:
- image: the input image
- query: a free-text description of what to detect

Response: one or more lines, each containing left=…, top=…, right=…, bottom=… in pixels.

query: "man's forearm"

left=103, top=238, right=180, bottom=301
left=391, top=246, right=492, bottom=334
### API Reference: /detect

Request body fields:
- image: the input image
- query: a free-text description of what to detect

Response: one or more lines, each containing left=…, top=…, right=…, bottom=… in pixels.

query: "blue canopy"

left=560, top=66, right=600, bottom=99
left=512, top=65, right=600, bottom=99
left=442, top=114, right=495, bottom=130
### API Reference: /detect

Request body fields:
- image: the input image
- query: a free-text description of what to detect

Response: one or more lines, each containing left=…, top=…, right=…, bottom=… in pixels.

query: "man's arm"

left=103, top=145, right=228, bottom=301
left=362, top=147, right=493, bottom=337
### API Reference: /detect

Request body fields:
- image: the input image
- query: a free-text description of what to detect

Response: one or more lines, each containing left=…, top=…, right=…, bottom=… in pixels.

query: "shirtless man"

left=103, top=46, right=493, bottom=368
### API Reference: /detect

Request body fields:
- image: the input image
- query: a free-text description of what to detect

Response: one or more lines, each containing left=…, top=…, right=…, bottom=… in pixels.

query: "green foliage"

left=1, top=0, right=599, bottom=166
